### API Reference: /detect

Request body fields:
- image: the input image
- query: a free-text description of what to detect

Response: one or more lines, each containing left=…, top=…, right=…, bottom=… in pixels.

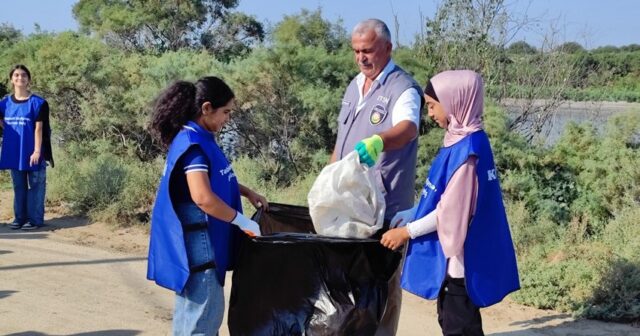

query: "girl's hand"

left=29, top=151, right=41, bottom=166
left=381, top=227, right=411, bottom=250
left=246, top=190, right=269, bottom=211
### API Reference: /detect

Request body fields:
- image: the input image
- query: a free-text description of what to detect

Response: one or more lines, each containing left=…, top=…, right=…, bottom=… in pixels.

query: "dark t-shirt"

left=169, top=145, right=210, bottom=204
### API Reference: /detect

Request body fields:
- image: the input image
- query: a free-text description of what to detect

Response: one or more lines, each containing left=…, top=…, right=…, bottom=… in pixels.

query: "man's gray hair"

left=352, top=19, right=392, bottom=43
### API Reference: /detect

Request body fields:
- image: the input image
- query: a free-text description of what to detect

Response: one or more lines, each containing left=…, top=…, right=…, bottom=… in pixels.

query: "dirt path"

left=0, top=200, right=638, bottom=335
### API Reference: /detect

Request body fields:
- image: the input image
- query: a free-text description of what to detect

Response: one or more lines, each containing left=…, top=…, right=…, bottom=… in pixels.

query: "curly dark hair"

left=149, top=76, right=234, bottom=148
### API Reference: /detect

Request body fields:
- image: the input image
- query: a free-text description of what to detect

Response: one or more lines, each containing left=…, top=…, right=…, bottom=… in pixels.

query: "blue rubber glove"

left=390, top=204, right=418, bottom=228
left=355, top=134, right=384, bottom=167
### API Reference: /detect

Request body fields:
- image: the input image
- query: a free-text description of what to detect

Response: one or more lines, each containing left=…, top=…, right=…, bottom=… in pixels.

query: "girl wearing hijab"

left=147, top=76, right=268, bottom=335
left=0, top=64, right=54, bottom=230
left=381, top=70, right=519, bottom=335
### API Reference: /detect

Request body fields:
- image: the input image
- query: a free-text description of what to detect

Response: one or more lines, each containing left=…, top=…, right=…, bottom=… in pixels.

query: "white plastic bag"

left=307, top=151, right=385, bottom=238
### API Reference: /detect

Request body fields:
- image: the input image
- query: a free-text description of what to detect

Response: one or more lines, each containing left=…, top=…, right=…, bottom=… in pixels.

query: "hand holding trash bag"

left=231, top=212, right=261, bottom=237
left=355, top=134, right=383, bottom=167
left=308, top=151, right=385, bottom=238
left=243, top=187, right=270, bottom=212
left=381, top=226, right=411, bottom=250
left=383, top=209, right=436, bottom=250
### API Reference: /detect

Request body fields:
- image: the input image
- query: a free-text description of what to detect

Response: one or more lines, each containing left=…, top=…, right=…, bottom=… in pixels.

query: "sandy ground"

left=1, top=195, right=639, bottom=336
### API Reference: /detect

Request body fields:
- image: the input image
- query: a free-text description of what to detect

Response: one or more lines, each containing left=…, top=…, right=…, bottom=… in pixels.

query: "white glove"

left=390, top=204, right=418, bottom=228
left=231, top=212, right=262, bottom=236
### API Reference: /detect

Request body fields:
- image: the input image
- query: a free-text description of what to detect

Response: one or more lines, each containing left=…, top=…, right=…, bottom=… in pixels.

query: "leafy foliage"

left=73, top=0, right=264, bottom=58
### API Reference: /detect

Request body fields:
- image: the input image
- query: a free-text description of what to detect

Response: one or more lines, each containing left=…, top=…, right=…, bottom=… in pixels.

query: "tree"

left=271, top=8, right=347, bottom=52
left=415, top=0, right=579, bottom=140
left=555, top=41, right=585, bottom=54
left=226, top=44, right=353, bottom=184
left=619, top=44, right=640, bottom=52
left=592, top=45, right=619, bottom=54
left=416, top=0, right=510, bottom=73
left=199, top=11, right=265, bottom=61
left=72, top=0, right=264, bottom=58
left=507, top=40, right=537, bottom=55
left=0, top=23, right=22, bottom=44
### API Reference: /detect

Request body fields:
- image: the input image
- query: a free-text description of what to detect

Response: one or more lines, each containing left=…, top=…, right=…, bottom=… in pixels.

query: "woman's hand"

left=380, top=227, right=411, bottom=250
left=245, top=189, right=269, bottom=211
left=29, top=151, right=41, bottom=166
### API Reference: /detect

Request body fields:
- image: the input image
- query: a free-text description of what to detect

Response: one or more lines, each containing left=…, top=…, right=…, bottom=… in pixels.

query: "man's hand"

left=355, top=134, right=383, bottom=167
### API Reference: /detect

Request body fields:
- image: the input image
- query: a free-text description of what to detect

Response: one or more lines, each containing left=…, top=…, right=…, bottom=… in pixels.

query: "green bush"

left=506, top=200, right=559, bottom=254
left=580, top=258, right=640, bottom=322
left=49, top=145, right=161, bottom=225
left=513, top=241, right=613, bottom=312
left=578, top=207, right=640, bottom=322
left=506, top=111, right=640, bottom=321
left=52, top=153, right=126, bottom=212
left=96, top=157, right=162, bottom=225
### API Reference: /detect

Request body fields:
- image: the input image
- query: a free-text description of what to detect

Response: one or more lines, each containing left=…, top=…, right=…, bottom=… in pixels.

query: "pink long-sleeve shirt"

left=436, top=156, right=478, bottom=278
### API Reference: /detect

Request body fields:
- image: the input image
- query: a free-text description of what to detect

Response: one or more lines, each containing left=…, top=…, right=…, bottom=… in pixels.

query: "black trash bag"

left=228, top=203, right=401, bottom=336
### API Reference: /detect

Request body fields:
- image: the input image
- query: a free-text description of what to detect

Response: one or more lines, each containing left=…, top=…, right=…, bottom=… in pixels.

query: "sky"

left=0, top=0, right=638, bottom=49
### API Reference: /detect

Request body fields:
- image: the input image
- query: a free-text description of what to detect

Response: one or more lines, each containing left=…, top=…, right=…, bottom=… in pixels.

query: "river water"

left=503, top=100, right=640, bottom=144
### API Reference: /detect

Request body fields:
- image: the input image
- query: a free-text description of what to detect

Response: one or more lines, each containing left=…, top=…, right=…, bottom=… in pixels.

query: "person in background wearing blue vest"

left=330, top=18, right=423, bottom=336
left=381, top=70, right=520, bottom=335
left=146, top=76, right=268, bottom=336
left=0, top=64, right=54, bottom=231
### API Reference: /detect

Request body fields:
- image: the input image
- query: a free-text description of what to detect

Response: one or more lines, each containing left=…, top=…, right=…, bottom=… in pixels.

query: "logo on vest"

left=420, top=179, right=437, bottom=198
left=369, top=104, right=388, bottom=125
left=220, top=164, right=236, bottom=182
left=377, top=95, right=390, bottom=104
left=487, top=168, right=497, bottom=181
left=4, top=116, right=31, bottom=126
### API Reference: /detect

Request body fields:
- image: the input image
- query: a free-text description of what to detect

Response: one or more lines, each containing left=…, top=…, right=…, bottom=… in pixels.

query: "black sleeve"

left=36, top=101, right=49, bottom=122
left=0, top=96, right=7, bottom=119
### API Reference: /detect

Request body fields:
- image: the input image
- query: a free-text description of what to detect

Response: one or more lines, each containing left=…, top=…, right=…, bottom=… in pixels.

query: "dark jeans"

left=10, top=168, right=46, bottom=226
left=437, top=276, right=484, bottom=336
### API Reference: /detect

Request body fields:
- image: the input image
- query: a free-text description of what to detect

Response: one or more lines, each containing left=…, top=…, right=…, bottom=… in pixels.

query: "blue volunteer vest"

left=147, top=121, right=243, bottom=292
left=0, top=94, right=49, bottom=170
left=401, top=130, right=520, bottom=307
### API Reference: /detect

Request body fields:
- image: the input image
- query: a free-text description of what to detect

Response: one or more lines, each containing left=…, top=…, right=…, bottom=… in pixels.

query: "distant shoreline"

left=501, top=99, right=640, bottom=114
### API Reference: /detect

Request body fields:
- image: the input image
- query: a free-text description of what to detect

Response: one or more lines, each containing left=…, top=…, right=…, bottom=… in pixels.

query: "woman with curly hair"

left=146, top=76, right=268, bottom=335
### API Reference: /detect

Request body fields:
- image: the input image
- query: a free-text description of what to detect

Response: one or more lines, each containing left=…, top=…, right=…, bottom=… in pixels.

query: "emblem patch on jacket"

left=369, top=104, right=388, bottom=125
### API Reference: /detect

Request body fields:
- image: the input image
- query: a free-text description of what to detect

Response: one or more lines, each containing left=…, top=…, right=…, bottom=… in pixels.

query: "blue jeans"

left=172, top=203, right=224, bottom=336
left=10, top=168, right=46, bottom=226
